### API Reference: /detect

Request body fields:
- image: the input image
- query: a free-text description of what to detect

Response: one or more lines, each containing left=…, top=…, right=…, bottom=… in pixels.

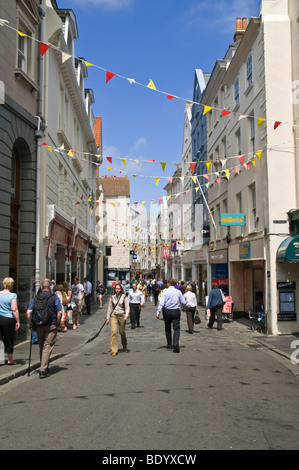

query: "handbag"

left=194, top=308, right=201, bottom=324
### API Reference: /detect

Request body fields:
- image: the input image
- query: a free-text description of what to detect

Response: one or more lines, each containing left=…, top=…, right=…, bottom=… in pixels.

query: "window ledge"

left=14, top=69, right=39, bottom=94
left=244, top=82, right=253, bottom=96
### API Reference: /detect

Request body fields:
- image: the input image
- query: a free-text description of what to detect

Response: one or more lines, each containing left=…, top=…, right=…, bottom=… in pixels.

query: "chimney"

left=233, top=17, right=247, bottom=42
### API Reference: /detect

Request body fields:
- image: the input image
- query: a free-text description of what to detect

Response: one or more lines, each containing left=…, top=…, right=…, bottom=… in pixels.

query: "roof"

left=99, top=176, right=130, bottom=197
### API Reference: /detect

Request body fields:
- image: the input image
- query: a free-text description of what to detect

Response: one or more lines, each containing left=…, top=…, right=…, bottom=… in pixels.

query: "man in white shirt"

left=71, top=277, right=84, bottom=328
left=84, top=277, right=92, bottom=315
left=128, top=282, right=144, bottom=329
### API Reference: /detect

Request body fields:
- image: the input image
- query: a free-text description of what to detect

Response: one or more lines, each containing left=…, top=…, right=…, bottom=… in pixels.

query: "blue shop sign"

left=239, top=242, right=251, bottom=259
left=221, top=213, right=245, bottom=226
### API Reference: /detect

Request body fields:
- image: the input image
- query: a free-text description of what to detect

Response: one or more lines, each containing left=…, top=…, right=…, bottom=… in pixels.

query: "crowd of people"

left=0, top=274, right=225, bottom=376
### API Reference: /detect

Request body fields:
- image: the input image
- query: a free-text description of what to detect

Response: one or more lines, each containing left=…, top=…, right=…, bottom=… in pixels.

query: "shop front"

left=229, top=239, right=265, bottom=316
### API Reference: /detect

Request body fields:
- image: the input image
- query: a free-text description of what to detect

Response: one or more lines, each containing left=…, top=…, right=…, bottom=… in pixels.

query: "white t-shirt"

left=72, top=283, right=84, bottom=300
left=184, top=291, right=197, bottom=308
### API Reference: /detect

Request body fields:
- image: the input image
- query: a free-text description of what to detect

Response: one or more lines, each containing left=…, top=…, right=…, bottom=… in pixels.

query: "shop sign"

left=161, top=246, right=170, bottom=258
left=239, top=242, right=251, bottom=259
left=221, top=213, right=245, bottom=226
left=222, top=296, right=233, bottom=314
left=212, top=278, right=228, bottom=287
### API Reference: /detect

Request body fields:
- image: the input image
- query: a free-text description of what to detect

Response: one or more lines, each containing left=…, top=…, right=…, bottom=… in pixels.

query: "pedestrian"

left=0, top=277, right=20, bottom=365
left=96, top=281, right=106, bottom=308
left=179, top=281, right=186, bottom=295
left=137, top=280, right=147, bottom=302
left=106, top=284, right=129, bottom=356
left=151, top=280, right=160, bottom=306
left=207, top=282, right=225, bottom=331
left=54, top=285, right=67, bottom=332
left=128, top=282, right=144, bottom=329
left=156, top=278, right=186, bottom=353
left=26, top=279, right=62, bottom=378
left=84, top=277, right=92, bottom=315
left=184, top=285, right=197, bottom=334
left=71, top=277, right=84, bottom=328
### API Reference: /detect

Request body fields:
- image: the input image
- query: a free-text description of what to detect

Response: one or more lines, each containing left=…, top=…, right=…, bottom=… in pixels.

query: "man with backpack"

left=26, top=279, right=62, bottom=378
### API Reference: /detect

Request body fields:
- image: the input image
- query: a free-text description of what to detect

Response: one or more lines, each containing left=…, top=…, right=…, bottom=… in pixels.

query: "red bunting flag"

left=40, top=42, right=50, bottom=56
left=106, top=157, right=112, bottom=163
left=234, top=166, right=240, bottom=174
left=221, top=110, right=231, bottom=117
left=189, top=162, right=196, bottom=173
left=147, top=159, right=155, bottom=162
left=106, top=71, right=116, bottom=83
left=158, top=198, right=162, bottom=205
left=216, top=178, right=221, bottom=185
left=238, top=155, right=245, bottom=166
left=167, top=94, right=175, bottom=100
left=274, top=121, right=282, bottom=130
left=167, top=177, right=173, bottom=184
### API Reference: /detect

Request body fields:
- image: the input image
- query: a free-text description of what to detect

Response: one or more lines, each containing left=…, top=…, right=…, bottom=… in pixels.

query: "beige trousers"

left=36, top=324, right=57, bottom=372
left=110, top=314, right=127, bottom=353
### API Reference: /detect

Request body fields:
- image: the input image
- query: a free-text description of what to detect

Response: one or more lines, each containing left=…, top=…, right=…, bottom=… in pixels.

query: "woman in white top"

left=184, top=285, right=197, bottom=334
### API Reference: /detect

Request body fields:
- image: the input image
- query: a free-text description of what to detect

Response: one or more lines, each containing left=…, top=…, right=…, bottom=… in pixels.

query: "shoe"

left=7, top=360, right=18, bottom=365
left=173, top=345, right=180, bottom=353
left=167, top=345, right=172, bottom=349
left=123, top=346, right=128, bottom=352
left=39, top=371, right=49, bottom=379
left=111, top=352, right=118, bottom=356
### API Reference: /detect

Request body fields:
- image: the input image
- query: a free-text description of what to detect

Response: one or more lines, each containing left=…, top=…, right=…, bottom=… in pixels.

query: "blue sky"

left=57, top=0, right=261, bottom=211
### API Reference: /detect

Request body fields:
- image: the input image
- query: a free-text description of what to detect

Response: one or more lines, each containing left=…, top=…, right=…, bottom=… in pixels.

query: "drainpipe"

left=34, top=5, right=46, bottom=293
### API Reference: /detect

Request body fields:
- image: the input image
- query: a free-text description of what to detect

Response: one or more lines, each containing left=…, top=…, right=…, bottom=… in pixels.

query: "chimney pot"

left=242, top=17, right=247, bottom=30
left=236, top=17, right=241, bottom=31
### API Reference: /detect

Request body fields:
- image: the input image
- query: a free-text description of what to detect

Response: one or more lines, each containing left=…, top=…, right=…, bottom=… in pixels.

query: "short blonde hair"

left=3, top=277, right=14, bottom=290
left=186, top=285, right=192, bottom=292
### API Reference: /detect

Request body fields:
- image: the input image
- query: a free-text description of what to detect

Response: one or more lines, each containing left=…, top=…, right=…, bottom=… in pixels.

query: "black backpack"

left=31, top=293, right=54, bottom=327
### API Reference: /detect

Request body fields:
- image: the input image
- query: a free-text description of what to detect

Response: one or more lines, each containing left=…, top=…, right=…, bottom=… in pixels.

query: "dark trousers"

left=0, top=316, right=16, bottom=354
left=186, top=306, right=196, bottom=332
left=84, top=294, right=91, bottom=315
left=129, top=303, right=140, bottom=328
left=163, top=308, right=181, bottom=347
left=208, top=304, right=223, bottom=330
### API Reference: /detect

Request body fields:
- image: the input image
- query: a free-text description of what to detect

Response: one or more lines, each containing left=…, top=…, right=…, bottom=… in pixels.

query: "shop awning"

left=277, top=235, right=299, bottom=263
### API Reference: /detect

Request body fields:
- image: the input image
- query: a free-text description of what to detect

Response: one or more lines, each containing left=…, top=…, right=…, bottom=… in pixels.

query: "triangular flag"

left=90, top=209, right=93, bottom=214
left=167, top=94, right=175, bottom=100
left=147, top=79, right=156, bottom=90
left=160, top=162, right=167, bottom=172
left=257, top=118, right=266, bottom=129
left=274, top=121, right=282, bottom=130
left=189, top=162, right=196, bottom=173
left=224, top=170, right=230, bottom=180
left=106, top=71, right=116, bottom=83
left=110, top=202, right=115, bottom=207
left=88, top=196, right=92, bottom=201
left=221, top=109, right=231, bottom=117
left=234, top=166, right=240, bottom=174
left=141, top=201, right=146, bottom=206
left=84, top=61, right=94, bottom=67
left=167, top=177, right=173, bottom=184
left=251, top=158, right=256, bottom=166
left=246, top=162, right=250, bottom=169
left=238, top=114, right=247, bottom=121
left=127, top=78, right=136, bottom=84
left=175, top=162, right=181, bottom=169
left=67, top=150, right=74, bottom=157
left=167, top=195, right=171, bottom=201
left=61, top=51, right=72, bottom=63
left=203, top=106, right=213, bottom=115
left=107, top=167, right=113, bottom=170
left=185, top=190, right=190, bottom=194
left=154, top=177, right=160, bottom=186
left=147, top=159, right=155, bottom=162
left=238, top=154, right=245, bottom=166
left=195, top=186, right=200, bottom=192
left=40, top=42, right=50, bottom=56
left=47, top=146, right=52, bottom=153
left=132, top=174, right=138, bottom=180
left=120, top=158, right=126, bottom=166
left=216, top=178, right=221, bottom=185
left=106, top=157, right=112, bottom=164
left=191, top=176, right=197, bottom=184
left=17, top=31, right=28, bottom=37
left=158, top=198, right=162, bottom=205
left=255, top=150, right=263, bottom=161
left=205, top=161, right=212, bottom=171
left=134, top=159, right=139, bottom=165
left=203, top=174, right=209, bottom=180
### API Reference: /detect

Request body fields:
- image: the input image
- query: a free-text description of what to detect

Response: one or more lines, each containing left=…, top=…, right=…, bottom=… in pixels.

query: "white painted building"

left=203, top=0, right=299, bottom=334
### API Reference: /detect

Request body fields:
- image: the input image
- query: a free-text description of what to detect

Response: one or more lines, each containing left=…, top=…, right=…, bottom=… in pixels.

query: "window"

left=250, top=184, right=257, bottom=231
left=236, top=192, right=243, bottom=236
left=234, top=77, right=240, bottom=107
left=17, top=34, right=27, bottom=72
left=246, top=53, right=253, bottom=87
left=235, top=128, right=241, bottom=155
left=249, top=114, right=255, bottom=153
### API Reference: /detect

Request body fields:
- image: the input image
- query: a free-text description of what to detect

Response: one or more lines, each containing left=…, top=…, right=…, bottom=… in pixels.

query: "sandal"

left=7, top=361, right=17, bottom=365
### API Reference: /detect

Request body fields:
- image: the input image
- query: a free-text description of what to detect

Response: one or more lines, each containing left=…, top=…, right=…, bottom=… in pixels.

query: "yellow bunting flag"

left=110, top=202, right=115, bottom=207
left=257, top=118, right=266, bottom=129
left=90, top=209, right=93, bottom=214
left=203, top=106, right=213, bottom=115
left=147, top=79, right=156, bottom=90
left=191, top=176, right=197, bottom=184
left=224, top=169, right=230, bottom=180
left=160, top=162, right=167, bottom=172
left=88, top=196, right=92, bottom=201
left=251, top=158, right=256, bottom=166
left=205, top=161, right=212, bottom=171
left=195, top=186, right=200, bottom=192
left=67, top=150, right=73, bottom=157
left=84, top=61, right=94, bottom=67
left=154, top=177, right=160, bottom=186
left=255, top=150, right=263, bottom=161
left=17, top=31, right=28, bottom=37
left=167, top=195, right=171, bottom=201
left=120, top=158, right=126, bottom=166
left=142, top=201, right=146, bottom=206
left=47, top=146, right=52, bottom=153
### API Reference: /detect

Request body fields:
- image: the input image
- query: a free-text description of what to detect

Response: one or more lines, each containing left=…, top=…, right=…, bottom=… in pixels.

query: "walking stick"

left=28, top=329, right=33, bottom=376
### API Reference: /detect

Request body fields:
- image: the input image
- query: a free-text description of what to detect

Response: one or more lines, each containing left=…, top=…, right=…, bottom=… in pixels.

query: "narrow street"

left=0, top=300, right=299, bottom=451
